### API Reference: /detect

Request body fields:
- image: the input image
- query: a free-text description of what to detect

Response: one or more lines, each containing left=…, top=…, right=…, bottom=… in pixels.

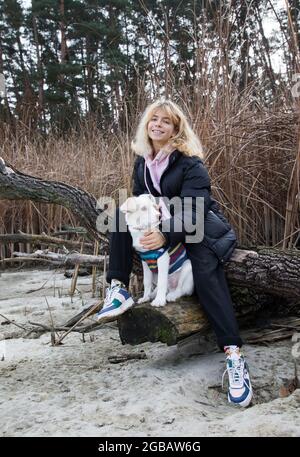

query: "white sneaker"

left=96, top=285, right=134, bottom=321
left=222, top=347, right=253, bottom=407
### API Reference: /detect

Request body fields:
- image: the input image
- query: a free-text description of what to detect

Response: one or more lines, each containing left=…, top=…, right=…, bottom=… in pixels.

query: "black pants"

left=107, top=208, right=243, bottom=349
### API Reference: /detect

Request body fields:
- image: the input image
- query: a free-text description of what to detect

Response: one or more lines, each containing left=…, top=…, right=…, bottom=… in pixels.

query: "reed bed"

left=0, top=83, right=299, bottom=260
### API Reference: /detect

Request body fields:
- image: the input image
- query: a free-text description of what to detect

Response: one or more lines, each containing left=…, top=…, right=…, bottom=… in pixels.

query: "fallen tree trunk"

left=118, top=297, right=209, bottom=346
left=117, top=293, right=300, bottom=346
left=0, top=157, right=109, bottom=245
left=61, top=282, right=298, bottom=347
left=118, top=251, right=300, bottom=347
left=0, top=157, right=141, bottom=269
left=227, top=248, right=300, bottom=299
left=1, top=157, right=299, bottom=296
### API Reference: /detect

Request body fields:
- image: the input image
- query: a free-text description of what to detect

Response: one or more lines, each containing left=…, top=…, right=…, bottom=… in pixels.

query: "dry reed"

left=0, top=89, right=297, bottom=259
left=1, top=1, right=299, bottom=256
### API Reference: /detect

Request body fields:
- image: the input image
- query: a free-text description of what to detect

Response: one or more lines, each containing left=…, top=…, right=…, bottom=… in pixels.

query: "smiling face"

left=147, top=108, right=176, bottom=151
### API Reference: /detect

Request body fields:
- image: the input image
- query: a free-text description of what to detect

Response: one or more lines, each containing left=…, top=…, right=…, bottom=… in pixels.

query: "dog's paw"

left=151, top=297, right=166, bottom=307
left=166, top=291, right=181, bottom=302
left=137, top=296, right=151, bottom=304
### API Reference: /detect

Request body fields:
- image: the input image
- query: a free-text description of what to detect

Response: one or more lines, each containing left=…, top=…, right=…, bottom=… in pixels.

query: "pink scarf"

left=144, top=146, right=174, bottom=221
left=144, top=148, right=170, bottom=194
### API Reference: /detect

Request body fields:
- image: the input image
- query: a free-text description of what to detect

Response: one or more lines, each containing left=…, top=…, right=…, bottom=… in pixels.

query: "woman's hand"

left=140, top=230, right=166, bottom=250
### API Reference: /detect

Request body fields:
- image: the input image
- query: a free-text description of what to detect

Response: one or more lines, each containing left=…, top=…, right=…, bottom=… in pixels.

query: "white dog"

left=120, top=194, right=194, bottom=307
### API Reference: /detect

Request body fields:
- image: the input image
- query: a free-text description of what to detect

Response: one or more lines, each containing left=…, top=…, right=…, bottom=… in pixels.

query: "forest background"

left=0, top=0, right=299, bottom=258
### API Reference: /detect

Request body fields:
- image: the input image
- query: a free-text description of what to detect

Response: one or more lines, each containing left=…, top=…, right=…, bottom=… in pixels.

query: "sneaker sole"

left=228, top=388, right=253, bottom=407
left=97, top=297, right=134, bottom=321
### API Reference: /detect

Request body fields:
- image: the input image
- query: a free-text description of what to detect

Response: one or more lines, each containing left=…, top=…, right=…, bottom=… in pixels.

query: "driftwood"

left=0, top=157, right=141, bottom=269
left=0, top=157, right=110, bottom=244
left=241, top=316, right=300, bottom=344
left=52, top=226, right=88, bottom=237
left=54, top=300, right=103, bottom=345
left=5, top=249, right=107, bottom=267
left=60, top=293, right=299, bottom=347
left=226, top=248, right=300, bottom=299
left=0, top=232, right=94, bottom=250
left=118, top=297, right=209, bottom=346
left=108, top=351, right=147, bottom=364
left=118, top=297, right=300, bottom=346
left=0, top=157, right=299, bottom=294
left=118, top=246, right=300, bottom=346
left=60, top=297, right=208, bottom=346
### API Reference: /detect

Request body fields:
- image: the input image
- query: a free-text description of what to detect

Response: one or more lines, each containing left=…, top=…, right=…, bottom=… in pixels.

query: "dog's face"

left=120, top=194, right=160, bottom=230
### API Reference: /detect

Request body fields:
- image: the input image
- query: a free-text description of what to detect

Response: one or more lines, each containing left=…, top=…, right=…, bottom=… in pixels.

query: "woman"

left=97, top=99, right=253, bottom=408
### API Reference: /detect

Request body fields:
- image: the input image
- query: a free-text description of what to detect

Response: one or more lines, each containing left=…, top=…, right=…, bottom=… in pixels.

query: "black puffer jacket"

left=132, top=150, right=237, bottom=264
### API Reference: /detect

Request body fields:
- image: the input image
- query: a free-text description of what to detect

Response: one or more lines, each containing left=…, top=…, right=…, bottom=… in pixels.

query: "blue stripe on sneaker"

left=118, top=289, right=131, bottom=300
left=229, top=384, right=251, bottom=404
left=98, top=298, right=122, bottom=315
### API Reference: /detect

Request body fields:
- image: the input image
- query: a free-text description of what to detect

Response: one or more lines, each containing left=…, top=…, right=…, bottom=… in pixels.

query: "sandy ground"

left=0, top=268, right=299, bottom=437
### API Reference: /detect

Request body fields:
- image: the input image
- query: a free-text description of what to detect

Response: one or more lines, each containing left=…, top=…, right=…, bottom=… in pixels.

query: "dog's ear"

left=120, top=197, right=137, bottom=213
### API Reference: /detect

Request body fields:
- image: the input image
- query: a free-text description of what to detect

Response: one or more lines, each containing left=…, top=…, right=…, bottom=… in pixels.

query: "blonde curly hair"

left=131, top=99, right=204, bottom=159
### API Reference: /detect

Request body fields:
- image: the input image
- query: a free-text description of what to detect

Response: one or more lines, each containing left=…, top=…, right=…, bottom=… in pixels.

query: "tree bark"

left=226, top=248, right=300, bottom=299
left=59, top=0, right=68, bottom=65
left=0, top=156, right=109, bottom=245
left=118, top=291, right=299, bottom=347
left=118, top=297, right=209, bottom=346
left=32, top=14, right=44, bottom=128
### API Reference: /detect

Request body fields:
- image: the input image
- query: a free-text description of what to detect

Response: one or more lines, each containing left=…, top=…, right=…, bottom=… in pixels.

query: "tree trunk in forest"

left=59, top=0, right=68, bottom=65
left=32, top=14, right=44, bottom=126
